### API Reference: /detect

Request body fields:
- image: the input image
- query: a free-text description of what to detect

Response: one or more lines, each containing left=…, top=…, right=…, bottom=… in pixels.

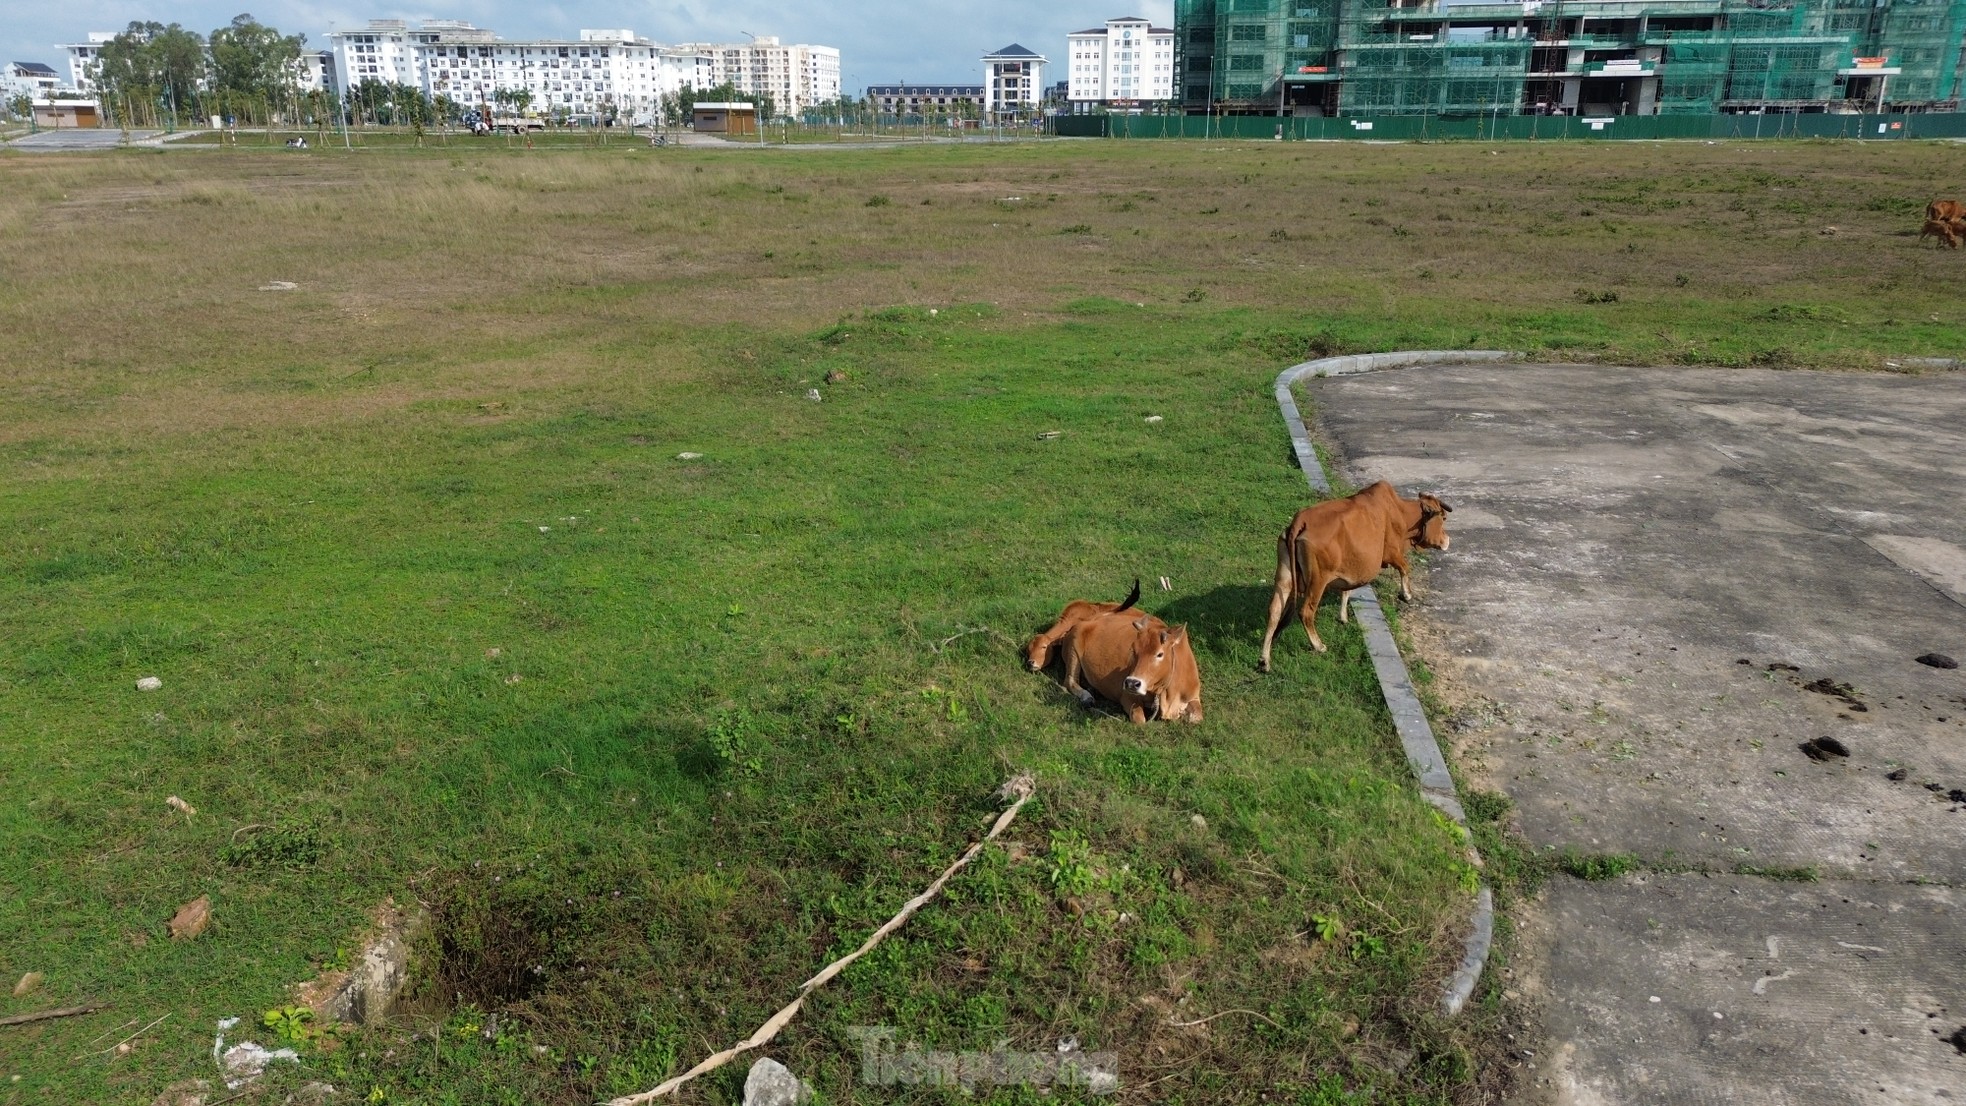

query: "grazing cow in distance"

left=1055, top=610, right=1203, bottom=724
left=1920, top=217, right=1964, bottom=249
left=1027, top=578, right=1139, bottom=670
left=1927, top=199, right=1964, bottom=224
left=1259, top=481, right=1453, bottom=671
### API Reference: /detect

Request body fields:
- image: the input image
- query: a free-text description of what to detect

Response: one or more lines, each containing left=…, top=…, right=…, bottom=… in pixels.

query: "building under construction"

left=1176, top=0, right=1966, bottom=117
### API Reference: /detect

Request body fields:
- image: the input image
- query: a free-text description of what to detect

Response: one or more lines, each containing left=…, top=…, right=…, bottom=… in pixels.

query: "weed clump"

left=1556, top=851, right=1640, bottom=881
left=218, top=821, right=327, bottom=869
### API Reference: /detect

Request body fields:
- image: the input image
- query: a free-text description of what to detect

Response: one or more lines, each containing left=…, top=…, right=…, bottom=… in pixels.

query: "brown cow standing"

left=1927, top=199, right=1964, bottom=224
left=1026, top=579, right=1138, bottom=670
left=1055, top=611, right=1203, bottom=724
left=1258, top=481, right=1452, bottom=672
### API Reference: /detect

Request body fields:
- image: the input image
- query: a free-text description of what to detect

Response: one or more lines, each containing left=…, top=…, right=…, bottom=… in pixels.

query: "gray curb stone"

left=1271, top=350, right=1515, bottom=1017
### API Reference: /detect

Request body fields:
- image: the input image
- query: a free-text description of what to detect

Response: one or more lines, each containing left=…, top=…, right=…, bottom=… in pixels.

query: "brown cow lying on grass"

left=1026, top=578, right=1138, bottom=670
left=1031, top=586, right=1202, bottom=724
left=1259, top=481, right=1452, bottom=671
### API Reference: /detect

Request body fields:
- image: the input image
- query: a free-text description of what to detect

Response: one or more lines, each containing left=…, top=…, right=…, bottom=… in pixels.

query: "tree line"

left=86, top=13, right=306, bottom=126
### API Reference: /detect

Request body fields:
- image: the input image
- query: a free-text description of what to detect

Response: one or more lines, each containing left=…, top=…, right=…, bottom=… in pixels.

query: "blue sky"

left=6, top=1, right=1174, bottom=94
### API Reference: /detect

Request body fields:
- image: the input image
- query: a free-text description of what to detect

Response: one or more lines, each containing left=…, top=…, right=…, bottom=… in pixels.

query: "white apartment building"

left=6, top=62, right=63, bottom=101
left=326, top=21, right=716, bottom=122
left=981, top=43, right=1046, bottom=121
left=1064, top=17, right=1175, bottom=112
left=60, top=33, right=117, bottom=91
left=678, top=37, right=841, bottom=117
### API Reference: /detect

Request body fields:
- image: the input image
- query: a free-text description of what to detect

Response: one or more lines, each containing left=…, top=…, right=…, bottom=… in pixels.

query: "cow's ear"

left=1133, top=617, right=1151, bottom=631
left=1440, top=500, right=1453, bottom=513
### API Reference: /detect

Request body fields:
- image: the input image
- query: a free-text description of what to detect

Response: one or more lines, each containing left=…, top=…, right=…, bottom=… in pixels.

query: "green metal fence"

left=1050, top=109, right=1966, bottom=139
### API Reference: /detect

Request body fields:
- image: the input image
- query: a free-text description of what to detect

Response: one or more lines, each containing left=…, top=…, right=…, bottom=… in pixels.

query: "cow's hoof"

left=1073, top=689, right=1094, bottom=705
left=1257, top=660, right=1271, bottom=674
left=1311, top=642, right=1328, bottom=654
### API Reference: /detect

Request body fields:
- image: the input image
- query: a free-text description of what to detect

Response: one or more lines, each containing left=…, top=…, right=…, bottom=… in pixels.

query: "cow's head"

left=1414, top=494, right=1453, bottom=551
left=1122, top=619, right=1189, bottom=701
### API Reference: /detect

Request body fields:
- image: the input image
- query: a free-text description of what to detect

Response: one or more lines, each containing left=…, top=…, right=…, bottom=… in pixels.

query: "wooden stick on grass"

left=605, top=773, right=1038, bottom=1106
left=0, top=1004, right=105, bottom=1028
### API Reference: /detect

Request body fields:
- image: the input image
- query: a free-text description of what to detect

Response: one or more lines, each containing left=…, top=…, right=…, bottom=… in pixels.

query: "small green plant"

left=262, top=1005, right=316, bottom=1044
left=865, top=194, right=891, bottom=207
left=1045, top=830, right=1096, bottom=898
left=1059, top=224, right=1092, bottom=235
left=1575, top=288, right=1621, bottom=304
left=1348, top=932, right=1387, bottom=961
left=707, top=710, right=763, bottom=777
left=1181, top=288, right=1206, bottom=303
left=1309, top=913, right=1344, bottom=942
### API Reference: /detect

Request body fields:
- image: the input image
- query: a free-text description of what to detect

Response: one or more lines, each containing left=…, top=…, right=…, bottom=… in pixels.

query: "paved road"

left=1309, top=363, right=1966, bottom=1105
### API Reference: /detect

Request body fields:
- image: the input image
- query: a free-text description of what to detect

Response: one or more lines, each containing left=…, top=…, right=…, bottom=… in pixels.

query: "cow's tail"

left=1117, top=577, right=1140, bottom=613
left=1289, top=525, right=1314, bottom=606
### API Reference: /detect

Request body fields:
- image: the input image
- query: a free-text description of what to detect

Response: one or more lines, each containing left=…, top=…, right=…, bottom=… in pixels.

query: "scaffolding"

left=1177, top=0, right=1966, bottom=115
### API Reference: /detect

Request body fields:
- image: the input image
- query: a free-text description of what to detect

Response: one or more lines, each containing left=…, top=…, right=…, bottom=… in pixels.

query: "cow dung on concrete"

left=1916, top=653, right=1959, bottom=669
left=1887, top=768, right=1909, bottom=781
left=1799, top=737, right=1851, bottom=761
left=1948, top=1024, right=1966, bottom=1055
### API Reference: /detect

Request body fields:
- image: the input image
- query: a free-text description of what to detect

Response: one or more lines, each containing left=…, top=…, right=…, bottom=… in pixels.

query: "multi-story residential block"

left=326, top=19, right=421, bottom=87
left=298, top=51, right=336, bottom=95
left=1065, top=17, right=1176, bottom=112
left=327, top=21, right=716, bottom=121
left=60, top=33, right=117, bottom=91
left=866, top=83, right=983, bottom=116
left=1177, top=0, right=1966, bottom=117
left=982, top=43, right=1048, bottom=120
left=679, top=37, right=843, bottom=116
left=5, top=61, right=63, bottom=100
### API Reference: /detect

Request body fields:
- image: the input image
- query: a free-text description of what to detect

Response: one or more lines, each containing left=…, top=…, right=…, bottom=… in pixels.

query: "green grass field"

left=1, top=137, right=1960, bottom=1105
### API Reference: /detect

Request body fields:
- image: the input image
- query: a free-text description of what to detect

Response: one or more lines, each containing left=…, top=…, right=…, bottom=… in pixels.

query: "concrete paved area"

left=1308, top=363, right=1966, bottom=1104
left=4, top=128, right=157, bottom=150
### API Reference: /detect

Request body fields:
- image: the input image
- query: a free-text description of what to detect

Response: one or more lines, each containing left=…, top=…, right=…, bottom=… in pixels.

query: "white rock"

left=1144, top=415, right=1163, bottom=423
left=742, top=1057, right=812, bottom=1106
left=1190, top=814, right=1207, bottom=831
left=220, top=1042, right=298, bottom=1089
left=676, top=452, right=703, bottom=460
left=928, top=308, right=938, bottom=316
left=257, top=281, right=297, bottom=292
left=136, top=676, right=163, bottom=692
left=805, top=389, right=822, bottom=402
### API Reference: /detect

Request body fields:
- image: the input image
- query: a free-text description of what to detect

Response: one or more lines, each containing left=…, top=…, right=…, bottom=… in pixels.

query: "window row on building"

left=56, top=20, right=842, bottom=119
left=1176, top=0, right=1966, bottom=117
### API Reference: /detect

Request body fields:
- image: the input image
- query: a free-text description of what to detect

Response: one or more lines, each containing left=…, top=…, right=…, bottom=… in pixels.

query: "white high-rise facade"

left=679, top=37, right=842, bottom=117
left=325, top=21, right=719, bottom=121
left=981, top=43, right=1047, bottom=121
left=60, top=32, right=117, bottom=91
left=1065, top=17, right=1175, bottom=112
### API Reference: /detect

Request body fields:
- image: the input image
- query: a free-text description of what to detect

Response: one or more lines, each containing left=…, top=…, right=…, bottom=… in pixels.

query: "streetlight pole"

left=741, top=31, right=765, bottom=144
